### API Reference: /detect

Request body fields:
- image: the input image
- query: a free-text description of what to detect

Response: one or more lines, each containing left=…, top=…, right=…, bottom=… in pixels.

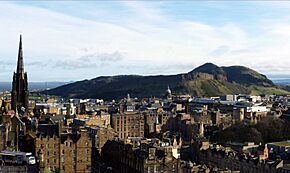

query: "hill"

left=43, top=63, right=289, bottom=100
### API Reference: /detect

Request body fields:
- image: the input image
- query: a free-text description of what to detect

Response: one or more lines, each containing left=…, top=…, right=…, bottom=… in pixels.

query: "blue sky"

left=1, top=1, right=290, bottom=82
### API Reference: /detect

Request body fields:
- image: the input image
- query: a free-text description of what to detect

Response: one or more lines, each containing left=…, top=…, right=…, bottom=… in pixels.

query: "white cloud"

left=0, top=2, right=290, bottom=81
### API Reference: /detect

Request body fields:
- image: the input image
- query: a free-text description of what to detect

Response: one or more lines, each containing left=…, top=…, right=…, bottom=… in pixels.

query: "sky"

left=1, top=1, right=290, bottom=82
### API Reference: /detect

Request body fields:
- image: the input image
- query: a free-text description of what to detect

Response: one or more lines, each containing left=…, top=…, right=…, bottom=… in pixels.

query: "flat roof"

left=0, top=151, right=32, bottom=155
left=269, top=141, right=290, bottom=147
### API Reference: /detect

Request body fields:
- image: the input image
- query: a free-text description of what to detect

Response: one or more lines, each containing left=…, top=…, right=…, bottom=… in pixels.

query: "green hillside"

left=43, top=63, right=289, bottom=100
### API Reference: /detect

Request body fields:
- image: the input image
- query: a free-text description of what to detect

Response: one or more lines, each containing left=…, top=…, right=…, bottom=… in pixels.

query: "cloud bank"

left=0, top=1, right=290, bottom=81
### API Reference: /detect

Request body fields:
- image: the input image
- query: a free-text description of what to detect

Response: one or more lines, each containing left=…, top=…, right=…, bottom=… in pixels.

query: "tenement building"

left=36, top=124, right=92, bottom=173
left=198, top=144, right=283, bottom=173
left=101, top=138, right=182, bottom=173
left=112, top=111, right=145, bottom=140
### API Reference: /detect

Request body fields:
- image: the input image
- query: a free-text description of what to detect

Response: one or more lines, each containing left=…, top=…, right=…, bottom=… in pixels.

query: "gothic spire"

left=11, top=34, right=29, bottom=111
left=16, top=35, right=24, bottom=74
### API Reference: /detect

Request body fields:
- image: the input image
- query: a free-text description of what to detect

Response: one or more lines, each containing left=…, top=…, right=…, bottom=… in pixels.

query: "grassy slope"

left=250, top=86, right=290, bottom=95
left=183, top=79, right=250, bottom=97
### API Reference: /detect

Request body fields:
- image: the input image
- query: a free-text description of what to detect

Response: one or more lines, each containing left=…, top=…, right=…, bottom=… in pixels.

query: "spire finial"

left=19, top=35, right=22, bottom=46
left=17, top=35, right=24, bottom=74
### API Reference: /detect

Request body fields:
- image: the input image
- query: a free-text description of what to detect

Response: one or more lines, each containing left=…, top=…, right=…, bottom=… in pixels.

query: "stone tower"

left=11, top=35, right=29, bottom=112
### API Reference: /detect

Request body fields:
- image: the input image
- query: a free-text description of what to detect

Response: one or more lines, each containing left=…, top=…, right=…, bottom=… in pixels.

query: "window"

left=72, top=150, right=76, bottom=158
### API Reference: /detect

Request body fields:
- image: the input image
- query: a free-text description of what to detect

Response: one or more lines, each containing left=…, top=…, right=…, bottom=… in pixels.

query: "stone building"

left=35, top=124, right=92, bottom=173
left=111, top=111, right=144, bottom=140
left=87, top=126, right=117, bottom=173
left=0, top=113, right=24, bottom=151
left=143, top=110, right=171, bottom=136
left=35, top=124, right=60, bottom=172
left=180, top=160, right=241, bottom=173
left=199, top=145, right=283, bottom=173
left=233, top=107, right=245, bottom=122
left=60, top=130, right=92, bottom=173
left=100, top=139, right=182, bottom=173
left=74, top=112, right=110, bottom=128
left=87, top=126, right=116, bottom=153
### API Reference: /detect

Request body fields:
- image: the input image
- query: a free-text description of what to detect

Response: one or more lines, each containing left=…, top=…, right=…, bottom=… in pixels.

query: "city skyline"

left=1, top=1, right=290, bottom=82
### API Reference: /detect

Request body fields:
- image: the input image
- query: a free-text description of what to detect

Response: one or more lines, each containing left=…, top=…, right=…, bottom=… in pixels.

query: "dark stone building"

left=100, top=140, right=182, bottom=173
left=11, top=35, right=29, bottom=112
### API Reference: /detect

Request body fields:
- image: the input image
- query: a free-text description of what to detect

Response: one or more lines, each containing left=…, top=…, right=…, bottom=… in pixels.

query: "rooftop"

left=269, top=141, right=290, bottom=147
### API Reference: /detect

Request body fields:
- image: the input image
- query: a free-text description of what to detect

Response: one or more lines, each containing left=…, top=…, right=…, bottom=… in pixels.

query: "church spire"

left=11, top=35, right=29, bottom=112
left=17, top=35, right=24, bottom=75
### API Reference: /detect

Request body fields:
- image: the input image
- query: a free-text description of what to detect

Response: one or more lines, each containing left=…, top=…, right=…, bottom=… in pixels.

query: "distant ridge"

left=43, top=63, right=289, bottom=100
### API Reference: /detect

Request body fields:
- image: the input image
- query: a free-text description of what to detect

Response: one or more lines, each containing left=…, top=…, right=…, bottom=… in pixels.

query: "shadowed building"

left=100, top=139, right=182, bottom=173
left=11, top=35, right=29, bottom=112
